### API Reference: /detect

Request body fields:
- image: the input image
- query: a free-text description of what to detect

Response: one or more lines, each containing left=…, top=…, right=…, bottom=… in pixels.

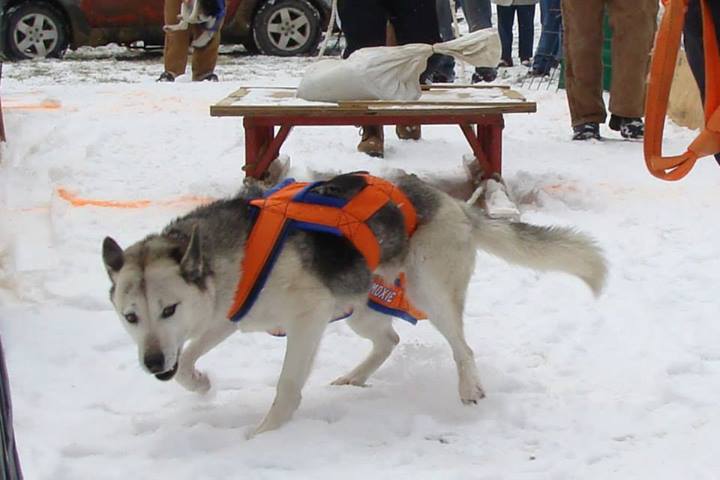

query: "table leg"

left=484, top=116, right=504, bottom=178
left=244, top=120, right=274, bottom=178
left=460, top=123, right=491, bottom=178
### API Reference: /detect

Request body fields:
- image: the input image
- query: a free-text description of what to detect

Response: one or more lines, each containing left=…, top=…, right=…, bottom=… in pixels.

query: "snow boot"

left=609, top=114, right=644, bottom=139
left=572, top=122, right=601, bottom=140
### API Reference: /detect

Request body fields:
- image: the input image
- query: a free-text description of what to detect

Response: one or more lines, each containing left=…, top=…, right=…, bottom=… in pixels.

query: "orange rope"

left=56, top=188, right=213, bottom=209
left=3, top=100, right=62, bottom=111
left=644, top=0, right=720, bottom=181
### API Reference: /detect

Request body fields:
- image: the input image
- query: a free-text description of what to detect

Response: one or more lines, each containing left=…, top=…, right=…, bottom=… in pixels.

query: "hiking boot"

left=357, top=126, right=384, bottom=157
left=609, top=114, right=644, bottom=139
left=196, top=72, right=219, bottom=82
left=572, top=122, right=601, bottom=141
left=157, top=71, right=175, bottom=82
left=395, top=124, right=421, bottom=140
left=471, top=67, right=498, bottom=83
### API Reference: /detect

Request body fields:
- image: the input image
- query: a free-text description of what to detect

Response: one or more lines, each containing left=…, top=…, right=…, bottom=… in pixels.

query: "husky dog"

left=102, top=172, right=606, bottom=436
left=163, top=0, right=225, bottom=48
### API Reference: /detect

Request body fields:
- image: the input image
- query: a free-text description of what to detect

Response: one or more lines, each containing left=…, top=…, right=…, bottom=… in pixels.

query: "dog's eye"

left=124, top=312, right=138, bottom=324
left=161, top=303, right=179, bottom=319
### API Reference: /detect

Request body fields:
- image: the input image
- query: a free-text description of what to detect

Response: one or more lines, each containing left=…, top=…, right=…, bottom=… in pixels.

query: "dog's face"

left=102, top=228, right=214, bottom=381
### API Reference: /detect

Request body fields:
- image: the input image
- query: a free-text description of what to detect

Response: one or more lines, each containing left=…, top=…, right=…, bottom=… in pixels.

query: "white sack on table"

left=297, top=29, right=501, bottom=102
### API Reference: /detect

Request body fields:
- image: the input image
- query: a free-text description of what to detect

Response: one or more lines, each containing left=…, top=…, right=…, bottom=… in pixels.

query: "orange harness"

left=645, top=0, right=720, bottom=180
left=227, top=174, right=427, bottom=324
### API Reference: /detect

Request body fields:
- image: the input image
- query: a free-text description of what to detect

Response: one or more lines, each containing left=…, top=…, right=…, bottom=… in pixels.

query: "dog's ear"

left=180, top=224, right=207, bottom=287
left=102, top=237, right=124, bottom=275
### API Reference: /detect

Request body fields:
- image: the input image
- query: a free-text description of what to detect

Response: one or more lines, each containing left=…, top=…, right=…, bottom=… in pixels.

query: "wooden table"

left=210, top=85, right=536, bottom=180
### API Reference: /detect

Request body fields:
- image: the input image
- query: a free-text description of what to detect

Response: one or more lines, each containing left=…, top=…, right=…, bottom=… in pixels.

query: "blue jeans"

left=532, top=0, right=562, bottom=73
left=496, top=4, right=536, bottom=63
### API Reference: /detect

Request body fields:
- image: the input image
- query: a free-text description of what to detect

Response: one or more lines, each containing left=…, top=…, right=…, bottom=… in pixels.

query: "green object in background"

left=559, top=12, right=613, bottom=91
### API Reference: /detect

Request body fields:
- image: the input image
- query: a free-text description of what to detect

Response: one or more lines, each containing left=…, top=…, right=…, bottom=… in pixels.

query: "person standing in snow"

left=492, top=0, right=538, bottom=68
left=562, top=0, right=658, bottom=140
left=337, top=0, right=444, bottom=157
left=157, top=0, right=224, bottom=82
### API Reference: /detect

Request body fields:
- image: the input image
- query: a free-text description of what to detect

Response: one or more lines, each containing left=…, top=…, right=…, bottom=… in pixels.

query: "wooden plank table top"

left=210, top=85, right=537, bottom=118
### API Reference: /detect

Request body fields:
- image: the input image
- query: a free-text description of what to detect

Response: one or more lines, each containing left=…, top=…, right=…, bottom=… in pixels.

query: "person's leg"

left=337, top=0, right=389, bottom=155
left=561, top=0, right=606, bottom=126
left=390, top=0, right=440, bottom=139
left=462, top=0, right=496, bottom=82
left=434, top=0, right=457, bottom=82
left=190, top=21, right=223, bottom=81
left=532, top=0, right=561, bottom=73
left=436, top=0, right=456, bottom=40
left=337, top=0, right=387, bottom=57
left=606, top=0, right=658, bottom=119
left=162, top=0, right=190, bottom=78
left=462, top=0, right=493, bottom=31
left=517, top=4, right=536, bottom=62
left=496, top=4, right=515, bottom=65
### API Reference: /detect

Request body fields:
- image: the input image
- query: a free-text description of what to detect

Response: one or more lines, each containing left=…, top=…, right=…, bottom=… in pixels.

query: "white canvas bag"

left=296, top=29, right=501, bottom=102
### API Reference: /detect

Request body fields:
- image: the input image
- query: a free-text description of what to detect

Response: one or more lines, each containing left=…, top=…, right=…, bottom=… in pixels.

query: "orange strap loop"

left=644, top=0, right=720, bottom=181
left=227, top=174, right=419, bottom=321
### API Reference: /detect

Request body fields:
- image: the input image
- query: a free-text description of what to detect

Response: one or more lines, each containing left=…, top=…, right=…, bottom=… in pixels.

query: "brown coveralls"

left=561, top=0, right=659, bottom=126
left=163, top=0, right=222, bottom=80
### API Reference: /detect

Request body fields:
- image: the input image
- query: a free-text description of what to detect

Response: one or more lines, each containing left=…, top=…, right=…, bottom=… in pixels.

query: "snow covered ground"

left=1, top=45, right=720, bottom=480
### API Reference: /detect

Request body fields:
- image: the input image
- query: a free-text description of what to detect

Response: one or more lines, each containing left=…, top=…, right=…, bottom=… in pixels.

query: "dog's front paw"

left=459, top=382, right=486, bottom=405
left=176, top=369, right=211, bottom=394
left=330, top=375, right=368, bottom=387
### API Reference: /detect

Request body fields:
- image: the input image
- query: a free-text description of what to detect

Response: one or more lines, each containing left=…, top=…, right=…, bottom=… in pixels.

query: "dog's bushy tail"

left=462, top=206, right=607, bottom=296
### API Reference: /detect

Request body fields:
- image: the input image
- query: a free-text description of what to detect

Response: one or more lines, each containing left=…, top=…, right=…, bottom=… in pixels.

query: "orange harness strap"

left=644, top=0, right=720, bottom=181
left=227, top=175, right=423, bottom=322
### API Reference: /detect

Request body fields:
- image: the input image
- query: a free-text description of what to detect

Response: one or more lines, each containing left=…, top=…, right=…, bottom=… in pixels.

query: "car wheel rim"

left=266, top=7, right=311, bottom=52
left=13, top=12, right=59, bottom=58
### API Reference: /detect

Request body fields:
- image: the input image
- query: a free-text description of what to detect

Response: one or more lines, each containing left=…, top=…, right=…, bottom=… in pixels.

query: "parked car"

left=0, top=0, right=332, bottom=60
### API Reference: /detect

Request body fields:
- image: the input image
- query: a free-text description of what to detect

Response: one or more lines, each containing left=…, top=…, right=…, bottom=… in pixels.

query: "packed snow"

left=1, top=45, right=719, bottom=480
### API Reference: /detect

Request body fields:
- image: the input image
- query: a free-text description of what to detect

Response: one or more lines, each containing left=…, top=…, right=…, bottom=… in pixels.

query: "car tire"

left=4, top=2, right=68, bottom=60
left=252, top=0, right=321, bottom=57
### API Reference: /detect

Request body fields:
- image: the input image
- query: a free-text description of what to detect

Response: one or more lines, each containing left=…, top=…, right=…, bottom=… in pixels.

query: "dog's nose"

left=143, top=352, right=165, bottom=373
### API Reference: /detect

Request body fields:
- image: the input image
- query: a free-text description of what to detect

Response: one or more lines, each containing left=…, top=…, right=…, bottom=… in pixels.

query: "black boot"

left=609, top=114, right=644, bottom=139
left=572, top=122, right=601, bottom=141
left=156, top=71, right=175, bottom=82
left=472, top=67, right=498, bottom=83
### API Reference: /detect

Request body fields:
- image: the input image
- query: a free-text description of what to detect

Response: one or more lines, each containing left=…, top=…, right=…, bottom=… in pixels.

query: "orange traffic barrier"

left=644, top=0, right=720, bottom=180
left=56, top=188, right=213, bottom=209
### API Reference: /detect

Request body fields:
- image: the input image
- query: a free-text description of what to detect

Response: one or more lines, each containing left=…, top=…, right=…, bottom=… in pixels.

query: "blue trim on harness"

left=265, top=178, right=296, bottom=197
left=229, top=208, right=291, bottom=322
left=292, top=181, right=350, bottom=208
left=367, top=301, right=419, bottom=325
left=292, top=221, right=342, bottom=236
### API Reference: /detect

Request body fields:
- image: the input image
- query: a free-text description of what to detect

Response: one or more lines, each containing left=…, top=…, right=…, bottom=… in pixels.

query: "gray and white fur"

left=102, top=172, right=607, bottom=436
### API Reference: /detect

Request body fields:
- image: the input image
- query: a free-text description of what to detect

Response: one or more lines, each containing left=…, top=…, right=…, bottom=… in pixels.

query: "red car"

left=0, top=0, right=332, bottom=59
